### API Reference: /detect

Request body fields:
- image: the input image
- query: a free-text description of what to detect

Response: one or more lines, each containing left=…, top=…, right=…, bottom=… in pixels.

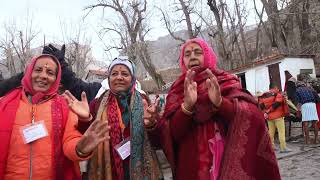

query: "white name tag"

left=21, top=121, right=48, bottom=144
left=115, top=138, right=130, bottom=160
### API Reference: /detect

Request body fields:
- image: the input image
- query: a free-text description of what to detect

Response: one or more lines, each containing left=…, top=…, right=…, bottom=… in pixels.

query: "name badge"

left=115, top=138, right=130, bottom=160
left=20, top=121, right=48, bottom=144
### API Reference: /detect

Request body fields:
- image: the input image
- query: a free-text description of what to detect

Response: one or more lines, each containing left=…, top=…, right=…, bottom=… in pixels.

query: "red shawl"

left=159, top=67, right=281, bottom=180
left=0, top=54, right=80, bottom=180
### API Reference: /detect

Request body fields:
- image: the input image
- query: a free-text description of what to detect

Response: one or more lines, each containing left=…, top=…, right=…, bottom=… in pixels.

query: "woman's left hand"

left=143, top=97, right=160, bottom=128
left=63, top=90, right=91, bottom=121
left=205, top=69, right=222, bottom=108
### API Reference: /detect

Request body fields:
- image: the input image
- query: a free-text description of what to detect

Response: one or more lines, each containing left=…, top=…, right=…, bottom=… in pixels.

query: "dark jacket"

left=285, top=79, right=297, bottom=105
left=59, top=65, right=101, bottom=102
left=0, top=65, right=101, bottom=102
left=0, top=72, right=24, bottom=97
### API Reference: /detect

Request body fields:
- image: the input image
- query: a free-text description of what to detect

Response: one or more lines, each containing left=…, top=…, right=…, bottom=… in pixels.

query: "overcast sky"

left=0, top=0, right=114, bottom=63
left=0, top=0, right=262, bottom=64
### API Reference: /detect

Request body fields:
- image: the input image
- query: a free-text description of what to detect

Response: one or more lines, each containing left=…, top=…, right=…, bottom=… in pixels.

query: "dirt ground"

left=159, top=121, right=320, bottom=180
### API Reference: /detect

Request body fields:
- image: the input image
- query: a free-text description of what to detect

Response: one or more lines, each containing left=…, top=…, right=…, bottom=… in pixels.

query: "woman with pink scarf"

left=148, top=38, right=281, bottom=180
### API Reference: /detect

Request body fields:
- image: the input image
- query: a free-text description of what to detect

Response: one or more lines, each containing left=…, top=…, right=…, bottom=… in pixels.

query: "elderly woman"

left=148, top=38, right=281, bottom=180
left=64, top=57, right=161, bottom=180
left=0, top=54, right=109, bottom=180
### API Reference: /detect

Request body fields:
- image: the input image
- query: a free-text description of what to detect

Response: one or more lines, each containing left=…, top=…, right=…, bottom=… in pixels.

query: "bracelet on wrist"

left=145, top=121, right=157, bottom=131
left=181, top=103, right=193, bottom=116
left=145, top=119, right=157, bottom=128
left=76, top=146, right=91, bottom=158
left=79, top=113, right=93, bottom=122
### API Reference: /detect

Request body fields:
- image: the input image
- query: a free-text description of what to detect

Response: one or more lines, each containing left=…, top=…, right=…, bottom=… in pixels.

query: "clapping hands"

left=183, top=69, right=222, bottom=111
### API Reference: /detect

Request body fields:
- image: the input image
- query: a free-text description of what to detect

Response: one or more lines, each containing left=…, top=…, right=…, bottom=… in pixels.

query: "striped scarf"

left=88, top=90, right=161, bottom=180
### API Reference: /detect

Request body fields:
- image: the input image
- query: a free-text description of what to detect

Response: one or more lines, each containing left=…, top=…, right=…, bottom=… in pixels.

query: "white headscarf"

left=95, top=79, right=146, bottom=98
left=95, top=56, right=146, bottom=98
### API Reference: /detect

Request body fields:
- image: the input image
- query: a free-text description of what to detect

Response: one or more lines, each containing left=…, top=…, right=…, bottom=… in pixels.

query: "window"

left=300, top=69, right=313, bottom=74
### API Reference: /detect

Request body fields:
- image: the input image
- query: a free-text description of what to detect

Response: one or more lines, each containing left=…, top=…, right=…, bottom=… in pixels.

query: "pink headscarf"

left=21, top=54, right=61, bottom=104
left=179, top=38, right=218, bottom=73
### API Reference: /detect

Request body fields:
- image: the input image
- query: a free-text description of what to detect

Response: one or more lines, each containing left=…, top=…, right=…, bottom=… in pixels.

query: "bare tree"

left=296, top=0, right=312, bottom=52
left=207, top=0, right=233, bottom=69
left=84, top=0, right=165, bottom=88
left=59, top=21, right=95, bottom=78
left=224, top=5, right=244, bottom=67
left=159, top=0, right=203, bottom=42
left=253, top=0, right=271, bottom=58
left=0, top=21, right=39, bottom=76
left=65, top=42, right=94, bottom=78
left=233, top=0, right=249, bottom=60
left=260, top=0, right=288, bottom=52
left=0, top=40, right=16, bottom=75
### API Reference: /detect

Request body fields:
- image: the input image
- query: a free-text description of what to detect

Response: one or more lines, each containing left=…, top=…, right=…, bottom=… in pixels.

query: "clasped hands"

left=183, top=68, right=222, bottom=113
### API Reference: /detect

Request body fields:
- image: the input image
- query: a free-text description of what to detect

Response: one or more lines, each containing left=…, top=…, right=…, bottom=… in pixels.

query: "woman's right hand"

left=63, top=90, right=91, bottom=121
left=76, top=120, right=111, bottom=155
left=183, top=69, right=197, bottom=111
left=143, top=97, right=160, bottom=128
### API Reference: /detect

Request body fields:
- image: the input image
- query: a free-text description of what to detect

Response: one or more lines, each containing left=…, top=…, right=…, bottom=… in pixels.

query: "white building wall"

left=279, top=57, right=315, bottom=90
left=254, top=67, right=270, bottom=94
left=244, top=69, right=255, bottom=94
left=237, top=62, right=280, bottom=95
left=235, top=57, right=315, bottom=96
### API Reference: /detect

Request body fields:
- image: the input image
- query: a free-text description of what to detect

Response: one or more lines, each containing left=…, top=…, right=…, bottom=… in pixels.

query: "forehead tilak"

left=184, top=42, right=202, bottom=51
left=111, top=65, right=130, bottom=72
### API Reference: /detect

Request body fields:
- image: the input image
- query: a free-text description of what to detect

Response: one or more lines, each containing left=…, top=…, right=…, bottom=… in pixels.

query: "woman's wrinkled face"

left=183, top=42, right=204, bottom=70
left=31, top=57, right=57, bottom=92
left=109, top=65, right=132, bottom=93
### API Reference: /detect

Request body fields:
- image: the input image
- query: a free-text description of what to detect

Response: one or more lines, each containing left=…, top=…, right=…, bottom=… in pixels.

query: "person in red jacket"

left=259, top=83, right=290, bottom=153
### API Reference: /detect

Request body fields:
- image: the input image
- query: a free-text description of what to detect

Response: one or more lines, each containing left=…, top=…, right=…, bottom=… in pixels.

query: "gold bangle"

left=181, top=103, right=193, bottom=116
left=79, top=113, right=93, bottom=122
left=145, top=119, right=157, bottom=129
left=76, top=146, right=90, bottom=158
left=145, top=121, right=157, bottom=131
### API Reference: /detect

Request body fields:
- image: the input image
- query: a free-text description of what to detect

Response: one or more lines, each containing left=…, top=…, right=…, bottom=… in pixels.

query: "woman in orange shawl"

left=148, top=38, right=281, bottom=180
left=0, top=54, right=109, bottom=180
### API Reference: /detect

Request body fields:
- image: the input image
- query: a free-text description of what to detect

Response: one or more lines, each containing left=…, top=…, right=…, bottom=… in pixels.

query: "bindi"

left=44, top=63, right=50, bottom=69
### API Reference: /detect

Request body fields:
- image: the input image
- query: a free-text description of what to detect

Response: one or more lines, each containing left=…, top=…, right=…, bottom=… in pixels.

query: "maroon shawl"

left=158, top=67, right=281, bottom=180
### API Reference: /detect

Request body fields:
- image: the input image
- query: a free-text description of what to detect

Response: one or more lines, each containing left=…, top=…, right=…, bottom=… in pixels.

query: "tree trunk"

left=234, top=0, right=249, bottom=60
left=207, top=0, right=231, bottom=68
left=300, top=0, right=311, bottom=49
left=128, top=42, right=165, bottom=89
left=260, top=0, right=288, bottom=53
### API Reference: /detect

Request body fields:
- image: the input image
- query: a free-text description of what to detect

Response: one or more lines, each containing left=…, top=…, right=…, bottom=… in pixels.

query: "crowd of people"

left=0, top=38, right=283, bottom=180
left=258, top=70, right=320, bottom=149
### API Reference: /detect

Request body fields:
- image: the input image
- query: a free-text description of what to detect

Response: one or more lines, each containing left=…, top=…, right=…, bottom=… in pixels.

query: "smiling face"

left=109, top=64, right=133, bottom=93
left=31, top=57, right=57, bottom=92
left=183, top=42, right=204, bottom=70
